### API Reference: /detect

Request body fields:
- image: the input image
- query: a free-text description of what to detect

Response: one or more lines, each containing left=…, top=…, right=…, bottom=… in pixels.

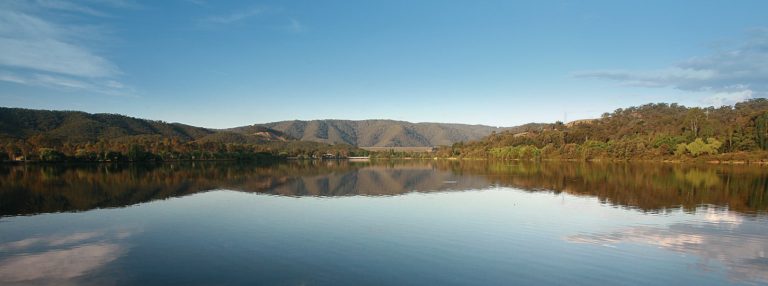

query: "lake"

left=1, top=160, right=767, bottom=285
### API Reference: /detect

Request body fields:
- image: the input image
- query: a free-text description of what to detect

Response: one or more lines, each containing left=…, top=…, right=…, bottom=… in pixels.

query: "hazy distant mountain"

left=0, top=107, right=288, bottom=144
left=232, top=120, right=541, bottom=147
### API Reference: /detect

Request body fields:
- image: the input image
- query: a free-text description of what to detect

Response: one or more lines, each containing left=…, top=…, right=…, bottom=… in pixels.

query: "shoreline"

left=4, top=156, right=768, bottom=166
left=364, top=157, right=768, bottom=166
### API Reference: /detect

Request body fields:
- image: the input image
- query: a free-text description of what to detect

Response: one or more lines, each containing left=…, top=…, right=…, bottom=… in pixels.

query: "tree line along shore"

left=374, top=99, right=768, bottom=164
left=3, top=99, right=768, bottom=164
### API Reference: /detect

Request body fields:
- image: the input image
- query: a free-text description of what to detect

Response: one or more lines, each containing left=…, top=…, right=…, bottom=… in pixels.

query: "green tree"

left=127, top=144, right=147, bottom=161
left=685, top=109, right=705, bottom=138
left=755, top=112, right=768, bottom=150
left=674, top=143, right=687, bottom=156
left=684, top=138, right=722, bottom=157
left=38, top=148, right=66, bottom=161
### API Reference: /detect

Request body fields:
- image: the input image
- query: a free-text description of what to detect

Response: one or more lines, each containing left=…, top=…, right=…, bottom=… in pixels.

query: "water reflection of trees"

left=1, top=161, right=767, bottom=216
left=443, top=161, right=768, bottom=215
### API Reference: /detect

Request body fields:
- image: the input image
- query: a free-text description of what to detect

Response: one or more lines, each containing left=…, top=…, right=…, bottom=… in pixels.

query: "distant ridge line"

left=230, top=119, right=548, bottom=147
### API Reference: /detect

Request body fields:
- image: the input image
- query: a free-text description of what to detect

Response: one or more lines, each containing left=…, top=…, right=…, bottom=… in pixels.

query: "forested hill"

left=233, top=120, right=538, bottom=147
left=0, top=108, right=544, bottom=148
left=0, top=107, right=368, bottom=162
left=8, top=98, right=768, bottom=162
left=0, top=107, right=288, bottom=144
left=440, top=99, right=768, bottom=160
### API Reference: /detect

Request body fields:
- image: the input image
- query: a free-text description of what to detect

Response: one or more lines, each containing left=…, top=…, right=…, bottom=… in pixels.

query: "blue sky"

left=1, top=0, right=767, bottom=128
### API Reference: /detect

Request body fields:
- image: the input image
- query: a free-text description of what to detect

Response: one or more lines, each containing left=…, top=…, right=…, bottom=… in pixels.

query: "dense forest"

left=0, top=107, right=365, bottom=162
left=432, top=99, right=768, bottom=162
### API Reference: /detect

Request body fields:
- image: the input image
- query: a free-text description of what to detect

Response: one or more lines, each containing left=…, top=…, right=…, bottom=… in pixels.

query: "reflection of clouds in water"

left=567, top=209, right=767, bottom=283
left=0, top=229, right=136, bottom=285
left=568, top=227, right=705, bottom=247
left=0, top=231, right=103, bottom=251
left=0, top=244, right=122, bottom=282
left=703, top=208, right=743, bottom=225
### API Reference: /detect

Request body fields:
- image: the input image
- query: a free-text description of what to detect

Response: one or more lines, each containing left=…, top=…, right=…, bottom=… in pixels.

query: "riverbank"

left=364, top=156, right=768, bottom=165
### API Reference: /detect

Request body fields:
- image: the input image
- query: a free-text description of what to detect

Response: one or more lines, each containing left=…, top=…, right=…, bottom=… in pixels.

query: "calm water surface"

left=1, top=161, right=767, bottom=285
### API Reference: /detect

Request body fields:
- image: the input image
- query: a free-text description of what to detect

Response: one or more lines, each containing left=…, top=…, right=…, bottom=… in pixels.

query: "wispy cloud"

left=204, top=7, right=263, bottom=24
left=576, top=67, right=718, bottom=88
left=574, top=29, right=768, bottom=106
left=35, top=0, right=109, bottom=17
left=84, top=0, right=142, bottom=9
left=183, top=0, right=207, bottom=6
left=287, top=18, right=304, bottom=33
left=0, top=1, right=130, bottom=95
left=199, top=5, right=306, bottom=34
left=703, top=89, right=754, bottom=107
left=0, top=71, right=133, bottom=96
left=0, top=72, right=28, bottom=85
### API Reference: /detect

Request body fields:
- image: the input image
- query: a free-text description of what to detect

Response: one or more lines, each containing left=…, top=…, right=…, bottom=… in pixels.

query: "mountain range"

left=0, top=107, right=289, bottom=145
left=231, top=120, right=521, bottom=147
left=0, top=107, right=527, bottom=147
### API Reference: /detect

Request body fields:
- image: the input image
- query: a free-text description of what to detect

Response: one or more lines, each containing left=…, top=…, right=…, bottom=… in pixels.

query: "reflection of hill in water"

left=1, top=161, right=767, bottom=216
left=268, top=166, right=489, bottom=197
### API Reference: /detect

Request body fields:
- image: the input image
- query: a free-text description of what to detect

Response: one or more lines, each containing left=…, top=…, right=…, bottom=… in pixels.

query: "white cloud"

left=34, top=0, right=109, bottom=17
left=0, top=1, right=129, bottom=95
left=0, top=72, right=27, bottom=85
left=200, top=6, right=305, bottom=34
left=0, top=71, right=132, bottom=96
left=703, top=90, right=754, bottom=106
left=105, top=80, right=124, bottom=89
left=0, top=36, right=119, bottom=78
left=575, top=29, right=768, bottom=105
left=184, top=0, right=207, bottom=6
left=576, top=67, right=717, bottom=88
left=84, top=0, right=142, bottom=9
left=205, top=7, right=263, bottom=24
left=33, top=74, right=94, bottom=89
